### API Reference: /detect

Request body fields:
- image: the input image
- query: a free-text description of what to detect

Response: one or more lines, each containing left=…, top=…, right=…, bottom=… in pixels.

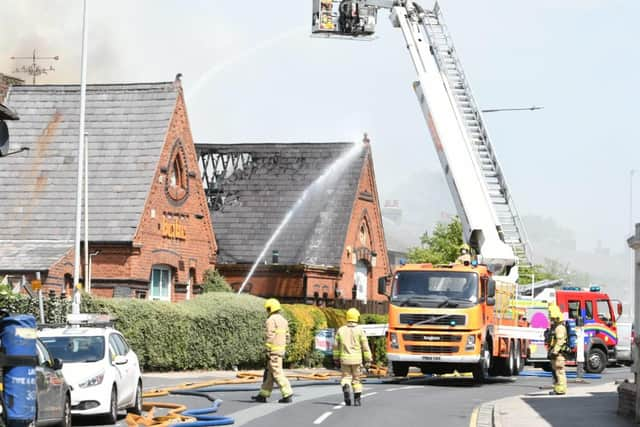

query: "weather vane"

left=10, top=49, right=59, bottom=84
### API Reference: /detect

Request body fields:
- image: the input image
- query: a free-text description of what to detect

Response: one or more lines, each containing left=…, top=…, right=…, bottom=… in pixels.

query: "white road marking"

left=313, top=411, right=333, bottom=424
left=362, top=392, right=377, bottom=398
left=333, top=403, right=345, bottom=409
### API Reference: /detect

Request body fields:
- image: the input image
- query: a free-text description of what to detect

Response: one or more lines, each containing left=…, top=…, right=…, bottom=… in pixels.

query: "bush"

left=85, top=292, right=266, bottom=371
left=281, top=304, right=327, bottom=367
left=0, top=290, right=389, bottom=371
left=202, top=269, right=232, bottom=293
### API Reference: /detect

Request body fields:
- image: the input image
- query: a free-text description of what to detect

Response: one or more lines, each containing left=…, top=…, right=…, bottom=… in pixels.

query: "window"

left=568, top=300, right=580, bottom=320
left=585, top=301, right=594, bottom=320
left=150, top=266, right=171, bottom=301
left=110, top=334, right=129, bottom=356
left=596, top=300, right=612, bottom=323
left=41, top=336, right=105, bottom=363
left=36, top=340, right=52, bottom=366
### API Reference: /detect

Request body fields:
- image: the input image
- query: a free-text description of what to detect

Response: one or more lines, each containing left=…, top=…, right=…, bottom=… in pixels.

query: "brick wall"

left=130, top=88, right=216, bottom=301
left=44, top=87, right=217, bottom=302
left=617, top=381, right=635, bottom=419
left=337, top=144, right=390, bottom=303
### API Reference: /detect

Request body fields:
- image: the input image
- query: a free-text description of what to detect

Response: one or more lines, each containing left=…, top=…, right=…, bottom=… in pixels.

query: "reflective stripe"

left=266, top=344, right=286, bottom=351
left=259, top=388, right=271, bottom=397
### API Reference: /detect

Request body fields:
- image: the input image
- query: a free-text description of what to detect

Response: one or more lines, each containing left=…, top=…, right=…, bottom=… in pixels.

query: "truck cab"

left=528, top=286, right=622, bottom=373
left=556, top=287, right=622, bottom=372
left=380, top=262, right=528, bottom=383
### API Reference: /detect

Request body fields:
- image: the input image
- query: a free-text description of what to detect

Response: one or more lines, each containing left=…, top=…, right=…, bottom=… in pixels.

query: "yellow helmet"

left=264, top=298, right=281, bottom=314
left=346, top=308, right=360, bottom=323
left=548, top=304, right=562, bottom=321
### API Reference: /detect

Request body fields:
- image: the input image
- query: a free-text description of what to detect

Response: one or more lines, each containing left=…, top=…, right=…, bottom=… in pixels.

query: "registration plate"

left=421, top=355, right=441, bottom=361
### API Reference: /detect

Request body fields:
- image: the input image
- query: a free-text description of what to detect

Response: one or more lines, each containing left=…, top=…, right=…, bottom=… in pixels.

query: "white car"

left=38, top=325, right=142, bottom=423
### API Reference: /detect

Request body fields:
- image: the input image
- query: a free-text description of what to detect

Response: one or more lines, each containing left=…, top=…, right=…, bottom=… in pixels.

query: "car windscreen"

left=40, top=335, right=105, bottom=363
left=391, top=270, right=479, bottom=307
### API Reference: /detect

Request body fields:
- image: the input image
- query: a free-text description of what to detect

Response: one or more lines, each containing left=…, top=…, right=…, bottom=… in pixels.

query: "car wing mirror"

left=113, top=355, right=128, bottom=365
left=52, top=358, right=63, bottom=370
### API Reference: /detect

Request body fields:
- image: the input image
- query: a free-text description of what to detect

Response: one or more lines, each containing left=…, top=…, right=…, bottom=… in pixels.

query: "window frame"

left=150, top=265, right=172, bottom=301
left=596, top=299, right=613, bottom=323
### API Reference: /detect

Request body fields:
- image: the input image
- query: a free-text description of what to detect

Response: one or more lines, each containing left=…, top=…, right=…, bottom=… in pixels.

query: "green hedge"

left=0, top=289, right=387, bottom=370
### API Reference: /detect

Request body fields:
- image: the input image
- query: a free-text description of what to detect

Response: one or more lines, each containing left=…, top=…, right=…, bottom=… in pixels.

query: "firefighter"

left=547, top=304, right=568, bottom=395
left=251, top=298, right=293, bottom=403
left=333, top=308, right=372, bottom=407
left=455, top=245, right=472, bottom=264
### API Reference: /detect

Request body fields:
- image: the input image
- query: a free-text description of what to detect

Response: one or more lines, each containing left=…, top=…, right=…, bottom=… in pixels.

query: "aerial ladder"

left=312, top=2, right=542, bottom=382
left=312, top=0, right=533, bottom=280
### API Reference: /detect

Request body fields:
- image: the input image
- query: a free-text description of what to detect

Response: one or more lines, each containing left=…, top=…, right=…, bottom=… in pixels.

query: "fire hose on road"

left=126, top=366, right=389, bottom=426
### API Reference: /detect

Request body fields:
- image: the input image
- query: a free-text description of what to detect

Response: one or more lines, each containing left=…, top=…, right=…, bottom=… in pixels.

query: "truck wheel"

left=586, top=348, right=607, bottom=374
left=512, top=341, right=523, bottom=375
left=472, top=343, right=491, bottom=384
left=392, top=362, right=409, bottom=377
left=507, top=343, right=515, bottom=376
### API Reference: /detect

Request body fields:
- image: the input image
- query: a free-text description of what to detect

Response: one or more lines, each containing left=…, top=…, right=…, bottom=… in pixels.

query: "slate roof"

left=0, top=82, right=178, bottom=254
left=0, top=240, right=72, bottom=271
left=196, top=142, right=368, bottom=267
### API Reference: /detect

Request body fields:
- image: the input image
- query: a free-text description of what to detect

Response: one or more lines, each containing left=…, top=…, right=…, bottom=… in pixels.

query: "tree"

left=407, top=217, right=464, bottom=264
left=202, top=269, right=232, bottom=293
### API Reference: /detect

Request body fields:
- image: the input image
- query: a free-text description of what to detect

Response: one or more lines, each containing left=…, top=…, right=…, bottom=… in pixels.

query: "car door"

left=35, top=340, right=64, bottom=423
left=113, top=334, right=137, bottom=404
left=35, top=340, right=52, bottom=422
left=108, top=333, right=130, bottom=406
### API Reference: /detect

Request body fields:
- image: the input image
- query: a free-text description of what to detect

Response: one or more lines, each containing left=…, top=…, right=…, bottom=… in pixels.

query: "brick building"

left=196, top=140, right=390, bottom=307
left=0, top=81, right=217, bottom=301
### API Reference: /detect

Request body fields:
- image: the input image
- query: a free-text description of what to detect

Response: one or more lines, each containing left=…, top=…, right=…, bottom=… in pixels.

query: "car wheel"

left=104, top=386, right=118, bottom=424
left=127, top=381, right=143, bottom=415
left=59, top=394, right=71, bottom=427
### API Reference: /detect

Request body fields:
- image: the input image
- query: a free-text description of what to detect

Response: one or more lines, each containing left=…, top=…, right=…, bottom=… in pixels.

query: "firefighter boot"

left=342, top=384, right=352, bottom=406
left=251, top=395, right=267, bottom=403
left=354, top=392, right=362, bottom=407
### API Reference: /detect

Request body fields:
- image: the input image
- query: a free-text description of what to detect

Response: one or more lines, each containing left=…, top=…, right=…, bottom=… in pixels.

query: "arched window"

left=165, top=140, right=189, bottom=203
left=64, top=274, right=73, bottom=298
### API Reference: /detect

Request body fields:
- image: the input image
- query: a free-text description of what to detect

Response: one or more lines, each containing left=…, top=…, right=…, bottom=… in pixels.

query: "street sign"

left=30, top=279, right=42, bottom=291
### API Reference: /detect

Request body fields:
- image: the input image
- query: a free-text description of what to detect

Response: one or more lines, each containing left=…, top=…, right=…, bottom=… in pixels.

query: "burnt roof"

left=196, top=142, right=368, bottom=268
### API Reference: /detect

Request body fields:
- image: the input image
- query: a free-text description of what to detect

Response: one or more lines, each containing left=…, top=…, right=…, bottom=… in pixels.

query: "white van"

left=616, top=322, right=633, bottom=366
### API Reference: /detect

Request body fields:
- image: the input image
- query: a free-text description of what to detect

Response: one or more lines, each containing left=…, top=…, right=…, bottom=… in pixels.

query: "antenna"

left=10, top=49, right=60, bottom=84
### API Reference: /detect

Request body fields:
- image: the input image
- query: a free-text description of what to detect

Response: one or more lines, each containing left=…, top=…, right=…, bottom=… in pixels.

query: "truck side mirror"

left=377, top=276, right=387, bottom=296
left=617, top=302, right=623, bottom=318
left=487, top=279, right=496, bottom=299
left=486, top=297, right=496, bottom=306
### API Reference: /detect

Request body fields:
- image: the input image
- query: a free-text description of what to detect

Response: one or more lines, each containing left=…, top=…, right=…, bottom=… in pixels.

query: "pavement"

left=473, top=381, right=636, bottom=427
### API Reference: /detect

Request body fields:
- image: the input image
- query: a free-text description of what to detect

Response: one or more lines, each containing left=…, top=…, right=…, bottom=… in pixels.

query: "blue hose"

left=518, top=370, right=601, bottom=379
left=176, top=400, right=234, bottom=427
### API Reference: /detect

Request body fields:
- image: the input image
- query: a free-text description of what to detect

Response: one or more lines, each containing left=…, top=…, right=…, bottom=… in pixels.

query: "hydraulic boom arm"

left=312, top=1, right=532, bottom=279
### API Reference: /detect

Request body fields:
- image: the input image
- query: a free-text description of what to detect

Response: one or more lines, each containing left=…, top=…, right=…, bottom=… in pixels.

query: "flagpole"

left=72, top=0, right=89, bottom=315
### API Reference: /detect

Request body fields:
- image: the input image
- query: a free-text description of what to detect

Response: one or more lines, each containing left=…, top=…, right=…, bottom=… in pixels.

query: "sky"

left=1, top=0, right=639, bottom=258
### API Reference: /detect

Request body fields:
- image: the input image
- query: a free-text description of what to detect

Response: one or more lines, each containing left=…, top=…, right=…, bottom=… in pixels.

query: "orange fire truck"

left=378, top=262, right=534, bottom=383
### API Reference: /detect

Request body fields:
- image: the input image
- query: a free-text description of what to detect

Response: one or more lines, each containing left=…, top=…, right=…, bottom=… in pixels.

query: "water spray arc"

left=236, top=141, right=364, bottom=295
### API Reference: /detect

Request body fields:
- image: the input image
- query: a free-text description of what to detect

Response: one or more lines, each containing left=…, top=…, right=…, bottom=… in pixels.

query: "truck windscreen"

left=391, top=271, right=479, bottom=307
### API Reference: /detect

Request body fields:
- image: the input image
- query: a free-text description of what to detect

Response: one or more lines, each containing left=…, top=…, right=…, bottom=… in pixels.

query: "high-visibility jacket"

left=265, top=312, right=289, bottom=356
left=550, top=321, right=567, bottom=356
left=333, top=322, right=372, bottom=365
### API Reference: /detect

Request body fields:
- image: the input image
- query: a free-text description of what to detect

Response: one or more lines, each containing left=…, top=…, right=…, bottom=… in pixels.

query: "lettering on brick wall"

left=161, top=217, right=186, bottom=240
